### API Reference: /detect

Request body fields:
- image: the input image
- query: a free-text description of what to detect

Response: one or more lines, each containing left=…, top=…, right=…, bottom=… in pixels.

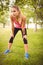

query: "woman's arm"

left=10, top=15, right=14, bottom=35
left=21, top=16, right=26, bottom=34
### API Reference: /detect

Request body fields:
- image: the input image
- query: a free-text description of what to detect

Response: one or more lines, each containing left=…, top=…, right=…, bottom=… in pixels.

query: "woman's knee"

left=9, top=33, right=14, bottom=43
left=23, top=35, right=28, bottom=44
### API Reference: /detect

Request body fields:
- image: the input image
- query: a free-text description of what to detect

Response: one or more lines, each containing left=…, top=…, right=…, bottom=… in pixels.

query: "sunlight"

left=9, top=0, right=15, bottom=6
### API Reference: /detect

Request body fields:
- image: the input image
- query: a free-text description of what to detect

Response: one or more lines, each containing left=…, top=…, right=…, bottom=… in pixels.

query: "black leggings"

left=9, top=28, right=28, bottom=44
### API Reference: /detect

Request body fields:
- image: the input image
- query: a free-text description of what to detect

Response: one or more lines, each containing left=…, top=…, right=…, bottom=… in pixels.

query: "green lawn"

left=0, top=28, right=43, bottom=65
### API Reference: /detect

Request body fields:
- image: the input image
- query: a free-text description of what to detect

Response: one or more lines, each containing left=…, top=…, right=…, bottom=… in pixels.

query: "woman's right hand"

left=10, top=33, right=14, bottom=37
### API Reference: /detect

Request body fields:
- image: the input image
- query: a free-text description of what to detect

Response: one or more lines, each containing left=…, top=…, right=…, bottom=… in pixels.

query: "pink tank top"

left=12, top=17, right=26, bottom=28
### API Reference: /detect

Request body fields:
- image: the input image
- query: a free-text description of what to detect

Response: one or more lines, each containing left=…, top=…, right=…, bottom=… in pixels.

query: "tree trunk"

left=3, top=23, right=5, bottom=28
left=34, top=17, right=37, bottom=32
left=34, top=23, right=37, bottom=32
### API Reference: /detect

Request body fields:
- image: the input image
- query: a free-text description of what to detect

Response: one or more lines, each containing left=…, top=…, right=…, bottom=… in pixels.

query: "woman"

left=4, top=5, right=29, bottom=59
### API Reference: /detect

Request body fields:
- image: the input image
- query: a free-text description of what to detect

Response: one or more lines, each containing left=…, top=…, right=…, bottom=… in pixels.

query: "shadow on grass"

left=0, top=52, right=43, bottom=65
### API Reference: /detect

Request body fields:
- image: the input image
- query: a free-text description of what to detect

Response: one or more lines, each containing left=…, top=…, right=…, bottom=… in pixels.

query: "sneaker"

left=25, top=53, right=29, bottom=59
left=4, top=49, right=10, bottom=54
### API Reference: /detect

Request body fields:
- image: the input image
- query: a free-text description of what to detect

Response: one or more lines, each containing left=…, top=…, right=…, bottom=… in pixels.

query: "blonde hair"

left=11, top=5, right=21, bottom=14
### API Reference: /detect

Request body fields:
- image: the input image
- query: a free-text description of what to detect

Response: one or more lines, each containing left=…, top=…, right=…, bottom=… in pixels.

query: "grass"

left=0, top=27, right=43, bottom=65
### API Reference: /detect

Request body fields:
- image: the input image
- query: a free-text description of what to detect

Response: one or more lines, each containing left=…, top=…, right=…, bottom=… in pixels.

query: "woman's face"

left=11, top=7, right=19, bottom=17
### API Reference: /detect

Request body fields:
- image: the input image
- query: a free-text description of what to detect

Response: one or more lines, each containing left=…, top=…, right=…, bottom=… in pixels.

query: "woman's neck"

left=16, top=14, right=22, bottom=23
left=16, top=14, right=21, bottom=20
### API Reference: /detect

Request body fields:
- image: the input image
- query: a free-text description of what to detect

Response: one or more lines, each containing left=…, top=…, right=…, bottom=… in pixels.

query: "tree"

left=15, top=0, right=43, bottom=30
left=0, top=0, right=9, bottom=27
left=31, top=0, right=43, bottom=31
left=0, top=0, right=43, bottom=29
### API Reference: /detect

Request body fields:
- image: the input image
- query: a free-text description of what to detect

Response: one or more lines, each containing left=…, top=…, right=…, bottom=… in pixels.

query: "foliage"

left=15, top=0, right=43, bottom=22
left=0, top=0, right=9, bottom=24
left=0, top=0, right=43, bottom=26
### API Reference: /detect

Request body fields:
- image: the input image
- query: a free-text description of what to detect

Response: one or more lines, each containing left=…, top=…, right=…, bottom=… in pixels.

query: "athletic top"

left=11, top=16, right=26, bottom=28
